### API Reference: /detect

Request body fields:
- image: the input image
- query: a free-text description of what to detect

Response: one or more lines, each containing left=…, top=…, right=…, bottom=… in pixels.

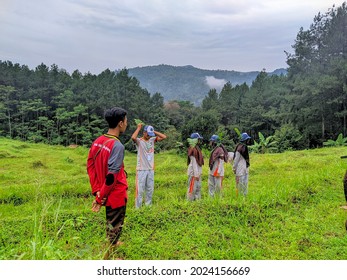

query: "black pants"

left=343, top=170, right=347, bottom=202
left=105, top=205, right=126, bottom=245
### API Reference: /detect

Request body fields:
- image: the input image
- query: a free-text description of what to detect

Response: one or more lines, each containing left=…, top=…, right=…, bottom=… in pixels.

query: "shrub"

left=273, top=124, right=304, bottom=152
left=250, top=132, right=277, bottom=154
left=323, top=133, right=347, bottom=147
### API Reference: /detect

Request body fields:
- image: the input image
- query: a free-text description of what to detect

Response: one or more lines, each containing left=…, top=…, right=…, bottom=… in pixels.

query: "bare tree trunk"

left=344, top=103, right=346, bottom=136
left=321, top=113, right=325, bottom=139
left=7, top=109, right=12, bottom=138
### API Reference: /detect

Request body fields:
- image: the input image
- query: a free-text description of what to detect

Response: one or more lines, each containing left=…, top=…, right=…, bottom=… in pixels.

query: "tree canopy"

left=1, top=2, right=346, bottom=152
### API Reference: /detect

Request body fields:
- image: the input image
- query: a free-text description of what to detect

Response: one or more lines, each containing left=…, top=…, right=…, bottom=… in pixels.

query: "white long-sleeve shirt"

left=233, top=151, right=249, bottom=176
left=209, top=158, right=225, bottom=176
left=187, top=156, right=202, bottom=177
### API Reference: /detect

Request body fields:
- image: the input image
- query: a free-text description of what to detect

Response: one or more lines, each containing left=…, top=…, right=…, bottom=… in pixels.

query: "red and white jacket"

left=87, top=134, right=128, bottom=208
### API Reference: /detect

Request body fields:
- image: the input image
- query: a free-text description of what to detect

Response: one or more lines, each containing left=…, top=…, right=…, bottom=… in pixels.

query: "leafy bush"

left=273, top=124, right=303, bottom=152
left=156, top=126, right=182, bottom=151
left=250, top=132, right=276, bottom=154
left=323, top=133, right=347, bottom=147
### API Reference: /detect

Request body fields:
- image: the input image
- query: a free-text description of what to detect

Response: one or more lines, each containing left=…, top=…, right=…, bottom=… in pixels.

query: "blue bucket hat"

left=240, top=132, right=251, bottom=142
left=190, top=132, right=203, bottom=139
left=209, top=134, right=219, bottom=142
left=144, top=125, right=155, bottom=137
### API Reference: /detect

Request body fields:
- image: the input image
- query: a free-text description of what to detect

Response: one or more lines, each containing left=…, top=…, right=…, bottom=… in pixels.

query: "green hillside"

left=127, top=64, right=287, bottom=105
left=0, top=138, right=346, bottom=260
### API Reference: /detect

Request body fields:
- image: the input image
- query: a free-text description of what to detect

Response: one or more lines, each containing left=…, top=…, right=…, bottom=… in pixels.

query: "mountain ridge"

left=124, top=64, right=287, bottom=105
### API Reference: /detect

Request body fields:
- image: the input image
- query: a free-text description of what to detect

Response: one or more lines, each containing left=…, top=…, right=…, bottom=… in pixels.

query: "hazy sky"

left=0, top=0, right=345, bottom=74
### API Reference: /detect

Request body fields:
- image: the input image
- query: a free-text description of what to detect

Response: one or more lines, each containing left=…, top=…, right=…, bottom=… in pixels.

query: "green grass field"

left=0, top=137, right=346, bottom=260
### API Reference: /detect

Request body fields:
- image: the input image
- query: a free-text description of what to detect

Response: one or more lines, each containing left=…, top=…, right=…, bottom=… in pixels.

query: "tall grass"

left=0, top=137, right=346, bottom=260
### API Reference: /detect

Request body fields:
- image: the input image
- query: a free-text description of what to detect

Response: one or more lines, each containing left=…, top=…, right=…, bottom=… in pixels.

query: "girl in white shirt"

left=233, top=133, right=251, bottom=196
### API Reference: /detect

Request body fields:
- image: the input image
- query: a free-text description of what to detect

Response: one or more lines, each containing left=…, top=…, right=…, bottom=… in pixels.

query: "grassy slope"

left=0, top=138, right=346, bottom=260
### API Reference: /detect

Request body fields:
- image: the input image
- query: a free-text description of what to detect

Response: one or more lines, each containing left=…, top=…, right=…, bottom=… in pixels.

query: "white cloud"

left=0, top=0, right=345, bottom=74
left=205, top=76, right=227, bottom=90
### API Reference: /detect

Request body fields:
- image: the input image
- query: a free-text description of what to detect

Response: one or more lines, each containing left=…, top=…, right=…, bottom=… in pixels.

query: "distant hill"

left=126, top=64, right=287, bottom=105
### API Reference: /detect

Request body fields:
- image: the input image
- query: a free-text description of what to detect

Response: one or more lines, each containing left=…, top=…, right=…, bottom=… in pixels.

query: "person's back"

left=233, top=143, right=249, bottom=177
left=87, top=134, right=128, bottom=208
left=86, top=107, right=128, bottom=258
left=208, top=134, right=228, bottom=196
left=209, top=146, right=226, bottom=177
left=187, top=133, right=204, bottom=201
left=233, top=133, right=251, bottom=197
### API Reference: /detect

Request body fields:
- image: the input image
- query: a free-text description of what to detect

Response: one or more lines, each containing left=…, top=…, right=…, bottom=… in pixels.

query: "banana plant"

left=250, top=132, right=277, bottom=154
left=323, top=133, right=347, bottom=147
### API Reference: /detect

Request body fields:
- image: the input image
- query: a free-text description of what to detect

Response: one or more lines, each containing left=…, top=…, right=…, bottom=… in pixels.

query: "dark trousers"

left=105, top=205, right=126, bottom=245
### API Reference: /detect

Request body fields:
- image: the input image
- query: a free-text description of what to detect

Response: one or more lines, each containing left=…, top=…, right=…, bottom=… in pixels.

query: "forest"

left=0, top=2, right=346, bottom=153
left=126, top=64, right=286, bottom=105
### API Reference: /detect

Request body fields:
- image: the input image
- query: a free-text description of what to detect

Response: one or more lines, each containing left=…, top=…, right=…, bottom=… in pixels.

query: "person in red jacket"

left=87, top=107, right=128, bottom=249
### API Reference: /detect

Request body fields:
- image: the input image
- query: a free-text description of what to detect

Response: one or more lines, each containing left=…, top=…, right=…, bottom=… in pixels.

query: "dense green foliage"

left=1, top=138, right=346, bottom=260
left=0, top=2, right=346, bottom=152
left=0, top=66, right=169, bottom=148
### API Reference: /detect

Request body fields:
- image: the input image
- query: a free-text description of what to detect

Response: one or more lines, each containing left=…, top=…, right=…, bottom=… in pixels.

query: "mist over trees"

left=127, top=64, right=280, bottom=105
left=0, top=2, right=346, bottom=152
